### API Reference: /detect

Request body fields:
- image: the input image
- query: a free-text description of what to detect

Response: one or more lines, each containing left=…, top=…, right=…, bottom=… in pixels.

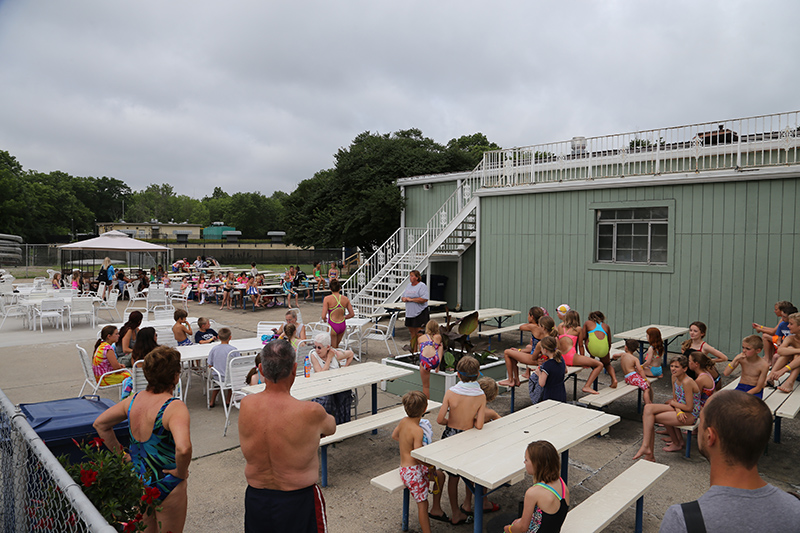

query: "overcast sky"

left=1, top=1, right=798, bottom=198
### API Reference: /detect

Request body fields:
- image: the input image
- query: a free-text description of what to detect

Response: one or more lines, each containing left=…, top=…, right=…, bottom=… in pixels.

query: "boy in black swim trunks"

left=436, top=356, right=486, bottom=526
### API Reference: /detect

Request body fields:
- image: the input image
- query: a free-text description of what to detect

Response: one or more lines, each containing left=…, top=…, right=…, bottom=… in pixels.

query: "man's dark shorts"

left=245, top=484, right=327, bottom=533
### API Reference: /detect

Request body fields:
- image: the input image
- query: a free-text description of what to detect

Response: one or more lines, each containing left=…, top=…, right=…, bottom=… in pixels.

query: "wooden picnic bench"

left=562, top=460, right=669, bottom=533
left=318, top=401, right=441, bottom=487
left=722, top=374, right=800, bottom=443
left=476, top=323, right=527, bottom=348
left=579, top=376, right=657, bottom=414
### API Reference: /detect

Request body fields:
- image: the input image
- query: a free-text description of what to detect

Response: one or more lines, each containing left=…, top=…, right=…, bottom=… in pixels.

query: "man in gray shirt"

left=660, top=390, right=800, bottom=532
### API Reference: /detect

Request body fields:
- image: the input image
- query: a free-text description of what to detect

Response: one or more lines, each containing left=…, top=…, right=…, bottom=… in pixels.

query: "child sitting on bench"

left=619, top=339, right=653, bottom=405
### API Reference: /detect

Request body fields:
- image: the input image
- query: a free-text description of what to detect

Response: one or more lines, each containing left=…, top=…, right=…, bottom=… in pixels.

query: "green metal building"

left=344, top=111, right=800, bottom=357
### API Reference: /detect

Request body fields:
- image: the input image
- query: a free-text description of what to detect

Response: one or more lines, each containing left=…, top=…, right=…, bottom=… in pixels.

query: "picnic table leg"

left=320, top=445, right=328, bottom=487
left=401, top=488, right=410, bottom=531
left=637, top=389, right=642, bottom=414
left=473, top=484, right=484, bottom=533
left=510, top=386, right=516, bottom=414
left=560, top=450, right=569, bottom=483
left=372, top=383, right=378, bottom=434
left=684, top=430, right=692, bottom=458
left=774, top=417, right=781, bottom=443
left=635, top=496, right=645, bottom=533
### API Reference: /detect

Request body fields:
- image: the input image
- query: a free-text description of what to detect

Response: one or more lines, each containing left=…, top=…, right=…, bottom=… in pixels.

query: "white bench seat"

left=502, top=365, right=584, bottom=413
left=579, top=376, right=657, bottom=410
left=319, top=401, right=441, bottom=487
left=562, top=460, right=669, bottom=533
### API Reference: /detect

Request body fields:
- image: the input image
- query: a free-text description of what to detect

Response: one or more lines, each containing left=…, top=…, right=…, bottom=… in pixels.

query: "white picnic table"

left=614, top=324, right=689, bottom=363
left=436, top=307, right=522, bottom=330
left=412, top=400, right=619, bottom=533
left=382, top=300, right=448, bottom=312
left=177, top=335, right=265, bottom=363
left=722, top=376, right=800, bottom=443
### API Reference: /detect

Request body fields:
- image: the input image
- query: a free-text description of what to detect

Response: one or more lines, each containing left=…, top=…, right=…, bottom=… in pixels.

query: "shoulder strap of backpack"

left=680, top=500, right=707, bottom=533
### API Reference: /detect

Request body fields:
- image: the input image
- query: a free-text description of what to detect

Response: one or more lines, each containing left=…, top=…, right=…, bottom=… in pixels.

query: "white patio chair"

left=306, top=321, right=332, bottom=338
left=125, top=284, right=147, bottom=309
left=97, top=289, right=121, bottom=321
left=77, top=344, right=128, bottom=397
left=170, top=285, right=192, bottom=311
left=153, top=305, right=176, bottom=322
left=342, top=327, right=364, bottom=362
left=47, top=269, right=58, bottom=280
left=295, top=339, right=314, bottom=374
left=363, top=312, right=399, bottom=356
left=207, top=353, right=256, bottom=436
left=256, top=321, right=284, bottom=340
left=155, top=325, right=178, bottom=348
left=0, top=297, right=28, bottom=330
left=132, top=360, right=182, bottom=400
left=34, top=298, right=67, bottom=331
left=123, top=307, right=149, bottom=323
left=69, top=297, right=96, bottom=328
left=58, top=288, right=78, bottom=298
left=147, top=287, right=167, bottom=312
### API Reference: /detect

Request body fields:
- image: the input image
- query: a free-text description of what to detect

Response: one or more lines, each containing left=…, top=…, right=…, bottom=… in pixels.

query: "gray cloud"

left=1, top=0, right=798, bottom=196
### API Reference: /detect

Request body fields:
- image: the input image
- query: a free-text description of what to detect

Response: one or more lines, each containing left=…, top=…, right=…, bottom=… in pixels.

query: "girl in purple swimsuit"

left=417, top=320, right=443, bottom=399
left=321, top=279, right=354, bottom=348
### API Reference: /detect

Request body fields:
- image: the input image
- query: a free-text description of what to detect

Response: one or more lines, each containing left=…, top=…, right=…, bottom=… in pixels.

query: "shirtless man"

left=239, top=340, right=336, bottom=533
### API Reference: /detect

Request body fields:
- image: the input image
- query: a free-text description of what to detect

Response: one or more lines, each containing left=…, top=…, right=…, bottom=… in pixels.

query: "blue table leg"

left=774, top=417, right=781, bottom=443
left=684, top=431, right=692, bottom=458
left=510, top=386, right=516, bottom=414
left=320, top=445, right=328, bottom=487
left=637, top=389, right=642, bottom=414
left=560, top=450, right=569, bottom=483
left=635, top=496, right=644, bottom=533
left=372, top=383, right=378, bottom=434
left=473, top=484, right=484, bottom=533
left=401, top=488, right=409, bottom=531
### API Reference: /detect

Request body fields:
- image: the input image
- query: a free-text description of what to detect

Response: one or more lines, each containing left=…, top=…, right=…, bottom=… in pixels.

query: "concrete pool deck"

left=1, top=295, right=798, bottom=532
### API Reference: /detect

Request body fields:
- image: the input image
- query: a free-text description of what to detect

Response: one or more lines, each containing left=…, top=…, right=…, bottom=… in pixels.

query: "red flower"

left=122, top=518, right=139, bottom=532
left=141, top=486, right=161, bottom=504
left=90, top=437, right=104, bottom=449
left=80, top=468, right=98, bottom=487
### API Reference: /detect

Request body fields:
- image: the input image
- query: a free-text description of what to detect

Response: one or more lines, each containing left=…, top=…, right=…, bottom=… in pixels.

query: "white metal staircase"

left=343, top=168, right=482, bottom=317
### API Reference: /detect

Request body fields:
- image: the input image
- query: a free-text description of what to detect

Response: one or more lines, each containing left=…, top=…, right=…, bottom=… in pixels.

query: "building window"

left=596, top=207, right=668, bottom=264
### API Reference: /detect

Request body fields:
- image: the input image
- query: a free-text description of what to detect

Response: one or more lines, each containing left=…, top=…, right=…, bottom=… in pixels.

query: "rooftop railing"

left=479, top=110, right=800, bottom=188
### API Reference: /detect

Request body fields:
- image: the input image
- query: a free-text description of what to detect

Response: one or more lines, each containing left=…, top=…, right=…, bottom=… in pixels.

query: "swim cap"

left=557, top=304, right=571, bottom=315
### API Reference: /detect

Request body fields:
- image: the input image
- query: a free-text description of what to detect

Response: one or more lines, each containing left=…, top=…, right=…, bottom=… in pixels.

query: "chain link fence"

left=0, top=389, right=113, bottom=532
left=0, top=244, right=60, bottom=279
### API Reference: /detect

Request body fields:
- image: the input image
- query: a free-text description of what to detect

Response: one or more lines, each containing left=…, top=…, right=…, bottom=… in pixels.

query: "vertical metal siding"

left=477, top=178, right=800, bottom=356
left=403, top=182, right=458, bottom=228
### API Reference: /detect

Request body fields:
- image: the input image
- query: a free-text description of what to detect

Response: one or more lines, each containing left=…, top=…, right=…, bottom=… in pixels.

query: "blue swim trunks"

left=735, top=382, right=763, bottom=399
left=650, top=366, right=662, bottom=377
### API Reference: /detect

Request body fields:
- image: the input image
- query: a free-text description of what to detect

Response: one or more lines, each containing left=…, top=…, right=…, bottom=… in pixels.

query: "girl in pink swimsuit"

left=417, top=320, right=443, bottom=399
left=321, top=279, right=354, bottom=348
left=558, top=310, right=604, bottom=395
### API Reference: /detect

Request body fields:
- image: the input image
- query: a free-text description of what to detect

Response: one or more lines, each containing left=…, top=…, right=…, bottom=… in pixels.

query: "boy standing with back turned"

left=436, top=356, right=486, bottom=526
left=392, top=390, right=446, bottom=532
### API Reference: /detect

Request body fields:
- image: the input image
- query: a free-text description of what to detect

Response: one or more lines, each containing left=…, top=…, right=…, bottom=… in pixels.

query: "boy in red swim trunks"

left=392, top=391, right=446, bottom=532
left=619, top=339, right=653, bottom=404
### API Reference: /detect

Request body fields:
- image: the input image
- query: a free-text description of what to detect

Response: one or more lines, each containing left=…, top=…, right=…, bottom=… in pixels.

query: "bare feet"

left=498, top=379, right=515, bottom=387
left=655, top=427, right=668, bottom=435
left=582, top=387, right=599, bottom=395
left=610, top=380, right=618, bottom=388
left=660, top=437, right=673, bottom=443
left=520, top=370, right=531, bottom=379
left=778, top=385, right=793, bottom=393
left=633, top=447, right=653, bottom=461
left=663, top=443, right=683, bottom=452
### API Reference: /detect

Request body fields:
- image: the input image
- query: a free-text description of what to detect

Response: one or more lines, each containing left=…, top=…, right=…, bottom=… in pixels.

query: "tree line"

left=0, top=130, right=499, bottom=252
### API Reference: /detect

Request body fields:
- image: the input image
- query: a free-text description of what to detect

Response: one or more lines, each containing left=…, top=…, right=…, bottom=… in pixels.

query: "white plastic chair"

left=171, top=286, right=192, bottom=311
left=0, top=297, right=28, bottom=330
left=97, top=289, right=121, bottom=321
left=69, top=297, right=96, bottom=328
left=306, top=321, right=332, bottom=338
left=287, top=308, right=304, bottom=326
left=155, top=325, right=178, bottom=348
left=47, top=269, right=58, bottom=280
left=153, top=305, right=176, bottom=322
left=123, top=307, right=149, bottom=323
left=295, top=339, right=314, bottom=374
left=34, top=298, right=67, bottom=331
left=126, top=284, right=147, bottom=309
left=256, top=321, right=284, bottom=339
left=77, top=344, right=127, bottom=396
left=209, top=353, right=257, bottom=436
left=363, top=312, right=399, bottom=356
left=147, top=287, right=167, bottom=312
left=132, top=360, right=183, bottom=400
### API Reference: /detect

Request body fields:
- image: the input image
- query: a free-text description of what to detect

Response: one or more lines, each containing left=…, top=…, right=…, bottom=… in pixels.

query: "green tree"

left=284, top=129, right=500, bottom=254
